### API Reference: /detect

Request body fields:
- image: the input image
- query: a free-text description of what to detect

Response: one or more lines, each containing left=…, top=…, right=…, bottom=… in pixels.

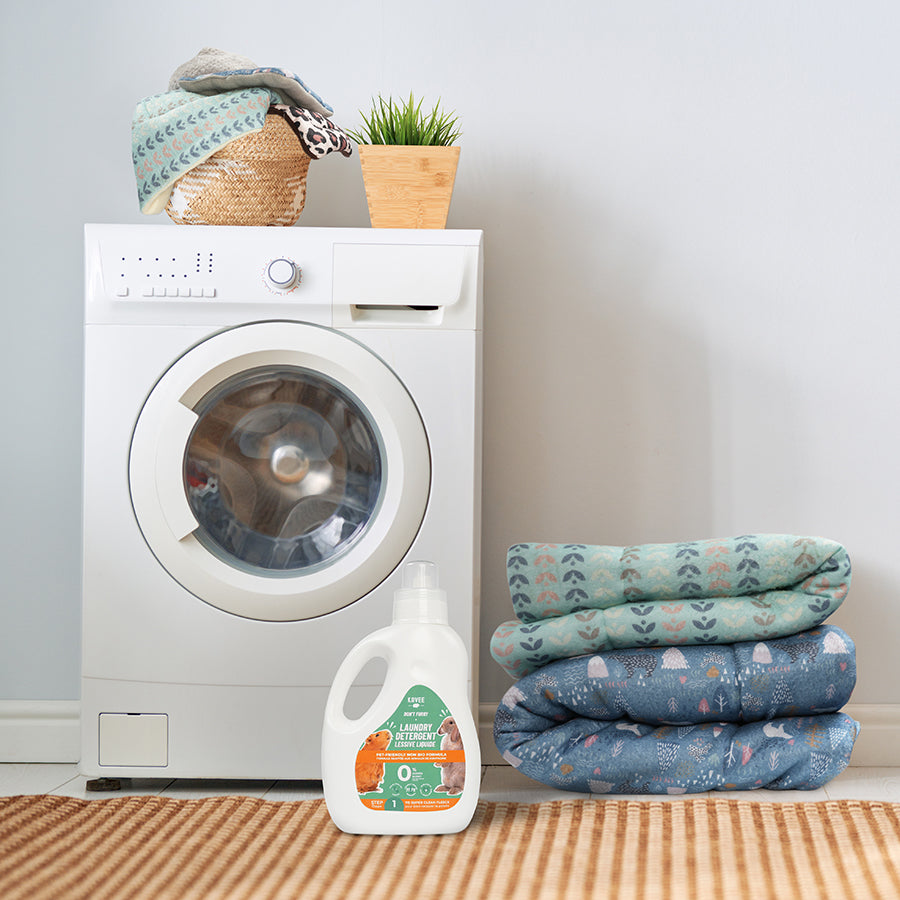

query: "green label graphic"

left=354, top=684, right=467, bottom=812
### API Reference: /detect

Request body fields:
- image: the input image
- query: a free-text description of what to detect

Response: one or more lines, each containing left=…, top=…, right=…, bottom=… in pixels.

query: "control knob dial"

left=265, top=258, right=301, bottom=291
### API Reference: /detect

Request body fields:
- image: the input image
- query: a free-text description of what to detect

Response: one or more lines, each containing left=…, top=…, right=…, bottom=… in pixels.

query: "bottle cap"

left=393, top=560, right=448, bottom=624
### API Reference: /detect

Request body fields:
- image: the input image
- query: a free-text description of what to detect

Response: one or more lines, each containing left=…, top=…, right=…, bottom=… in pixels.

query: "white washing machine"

left=80, top=223, right=482, bottom=780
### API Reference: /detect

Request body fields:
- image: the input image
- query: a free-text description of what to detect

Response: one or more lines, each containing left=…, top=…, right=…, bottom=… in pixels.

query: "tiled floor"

left=2, top=763, right=899, bottom=803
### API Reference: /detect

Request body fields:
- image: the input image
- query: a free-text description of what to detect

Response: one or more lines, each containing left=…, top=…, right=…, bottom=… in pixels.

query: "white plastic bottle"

left=322, top=560, right=480, bottom=835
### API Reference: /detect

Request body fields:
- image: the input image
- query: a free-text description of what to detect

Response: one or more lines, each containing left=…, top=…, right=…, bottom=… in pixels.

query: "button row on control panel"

left=116, top=286, right=217, bottom=298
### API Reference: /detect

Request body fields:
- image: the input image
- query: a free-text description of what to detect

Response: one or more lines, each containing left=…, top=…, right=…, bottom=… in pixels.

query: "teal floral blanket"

left=490, top=535, right=850, bottom=679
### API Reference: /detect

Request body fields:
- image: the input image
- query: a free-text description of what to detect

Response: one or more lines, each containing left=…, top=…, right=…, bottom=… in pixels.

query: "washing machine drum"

left=129, top=322, right=431, bottom=621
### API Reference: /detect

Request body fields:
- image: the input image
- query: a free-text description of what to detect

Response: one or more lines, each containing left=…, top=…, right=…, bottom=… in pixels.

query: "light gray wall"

left=2, top=2, right=898, bottom=706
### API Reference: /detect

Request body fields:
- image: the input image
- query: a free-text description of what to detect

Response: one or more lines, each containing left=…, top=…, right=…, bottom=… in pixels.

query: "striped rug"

left=2, top=795, right=899, bottom=899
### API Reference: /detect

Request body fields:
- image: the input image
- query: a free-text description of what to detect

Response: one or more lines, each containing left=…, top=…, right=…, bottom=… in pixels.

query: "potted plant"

left=348, top=94, right=462, bottom=229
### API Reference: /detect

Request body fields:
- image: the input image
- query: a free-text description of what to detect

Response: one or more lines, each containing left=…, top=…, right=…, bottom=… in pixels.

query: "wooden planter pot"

left=358, top=145, right=460, bottom=229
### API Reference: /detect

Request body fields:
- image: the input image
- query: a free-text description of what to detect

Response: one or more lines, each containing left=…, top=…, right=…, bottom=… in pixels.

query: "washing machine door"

left=129, top=322, right=430, bottom=621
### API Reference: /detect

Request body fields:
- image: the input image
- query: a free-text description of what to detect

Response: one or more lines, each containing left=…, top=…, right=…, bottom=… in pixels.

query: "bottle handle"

left=325, top=634, right=394, bottom=733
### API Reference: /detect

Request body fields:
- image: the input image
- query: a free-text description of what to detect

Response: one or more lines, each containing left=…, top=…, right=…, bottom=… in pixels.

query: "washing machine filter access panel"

left=81, top=224, right=483, bottom=780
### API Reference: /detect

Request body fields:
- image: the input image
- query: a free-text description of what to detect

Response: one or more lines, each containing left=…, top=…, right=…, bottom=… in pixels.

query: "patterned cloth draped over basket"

left=491, top=535, right=860, bottom=795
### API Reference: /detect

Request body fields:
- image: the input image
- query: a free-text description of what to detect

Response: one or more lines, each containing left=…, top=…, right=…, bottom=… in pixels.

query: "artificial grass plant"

left=348, top=93, right=461, bottom=146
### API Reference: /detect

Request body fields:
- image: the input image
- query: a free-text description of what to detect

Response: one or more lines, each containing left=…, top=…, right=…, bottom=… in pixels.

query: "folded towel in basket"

left=170, top=47, right=334, bottom=117
left=491, top=535, right=850, bottom=678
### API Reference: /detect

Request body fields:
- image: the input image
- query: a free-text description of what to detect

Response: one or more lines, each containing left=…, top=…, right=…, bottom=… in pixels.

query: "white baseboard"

left=0, top=701, right=80, bottom=763
left=841, top=705, right=900, bottom=767
left=1, top=700, right=896, bottom=768
left=478, top=701, right=900, bottom=769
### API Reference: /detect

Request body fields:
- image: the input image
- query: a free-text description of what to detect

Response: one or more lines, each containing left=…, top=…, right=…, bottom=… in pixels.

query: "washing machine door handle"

left=154, top=400, right=200, bottom=541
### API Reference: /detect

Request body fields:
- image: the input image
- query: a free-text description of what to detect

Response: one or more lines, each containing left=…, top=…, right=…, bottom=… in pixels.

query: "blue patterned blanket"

left=495, top=711, right=858, bottom=794
left=494, top=626, right=859, bottom=794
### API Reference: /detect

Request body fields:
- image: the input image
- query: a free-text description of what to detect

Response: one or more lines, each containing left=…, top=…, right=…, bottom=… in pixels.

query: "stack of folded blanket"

left=132, top=47, right=352, bottom=215
left=492, top=535, right=859, bottom=794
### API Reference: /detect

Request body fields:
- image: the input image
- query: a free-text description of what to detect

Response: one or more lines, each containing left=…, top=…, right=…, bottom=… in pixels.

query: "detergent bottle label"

left=354, top=684, right=466, bottom=811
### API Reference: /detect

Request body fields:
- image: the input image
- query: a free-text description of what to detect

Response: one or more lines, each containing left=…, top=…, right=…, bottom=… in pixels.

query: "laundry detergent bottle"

left=322, top=561, right=480, bottom=835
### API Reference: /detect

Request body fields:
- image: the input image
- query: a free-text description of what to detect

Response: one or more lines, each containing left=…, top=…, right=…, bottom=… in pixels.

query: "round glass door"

left=129, top=321, right=431, bottom=621
left=184, top=366, right=384, bottom=576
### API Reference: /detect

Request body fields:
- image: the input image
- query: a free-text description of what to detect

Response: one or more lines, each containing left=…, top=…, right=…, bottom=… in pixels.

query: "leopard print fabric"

left=271, top=105, right=353, bottom=160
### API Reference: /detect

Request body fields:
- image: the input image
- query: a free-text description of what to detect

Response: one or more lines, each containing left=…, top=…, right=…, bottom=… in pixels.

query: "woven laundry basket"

left=166, top=114, right=311, bottom=226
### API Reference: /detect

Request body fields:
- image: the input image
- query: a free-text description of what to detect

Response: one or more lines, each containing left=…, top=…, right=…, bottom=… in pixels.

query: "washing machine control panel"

left=88, top=224, right=483, bottom=332
left=97, top=238, right=327, bottom=311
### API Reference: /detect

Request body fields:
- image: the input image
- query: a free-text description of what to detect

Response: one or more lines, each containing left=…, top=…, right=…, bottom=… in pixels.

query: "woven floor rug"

left=2, top=795, right=900, bottom=900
